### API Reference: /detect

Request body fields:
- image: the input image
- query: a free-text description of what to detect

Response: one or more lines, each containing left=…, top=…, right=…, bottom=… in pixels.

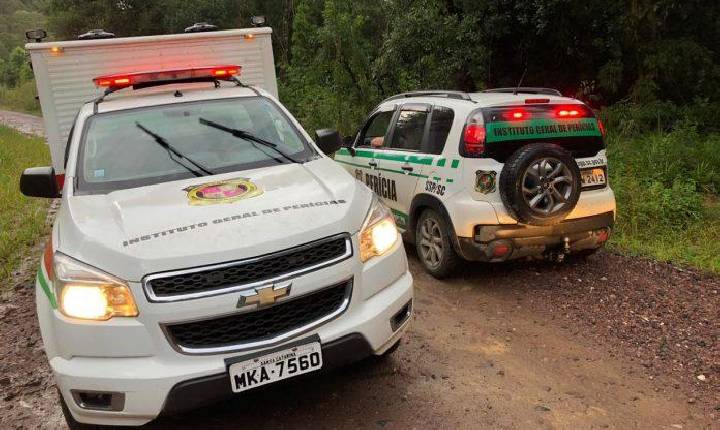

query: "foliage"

left=0, top=126, right=50, bottom=289
left=0, top=79, right=39, bottom=114
left=607, top=128, right=720, bottom=272
left=280, top=0, right=385, bottom=135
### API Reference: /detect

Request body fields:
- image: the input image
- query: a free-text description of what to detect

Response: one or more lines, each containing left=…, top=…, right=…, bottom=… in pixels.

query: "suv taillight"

left=463, top=124, right=486, bottom=155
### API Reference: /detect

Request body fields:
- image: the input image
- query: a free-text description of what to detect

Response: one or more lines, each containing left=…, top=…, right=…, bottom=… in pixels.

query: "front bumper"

left=41, top=237, right=413, bottom=427
left=160, top=332, right=377, bottom=415
left=458, top=211, right=614, bottom=262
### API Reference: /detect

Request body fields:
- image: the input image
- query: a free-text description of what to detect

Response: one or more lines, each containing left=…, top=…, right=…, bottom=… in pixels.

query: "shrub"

left=0, top=80, right=40, bottom=114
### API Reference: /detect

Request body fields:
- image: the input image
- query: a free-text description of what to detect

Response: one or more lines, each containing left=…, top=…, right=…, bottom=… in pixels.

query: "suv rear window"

left=76, top=97, right=316, bottom=194
left=427, top=107, right=454, bottom=154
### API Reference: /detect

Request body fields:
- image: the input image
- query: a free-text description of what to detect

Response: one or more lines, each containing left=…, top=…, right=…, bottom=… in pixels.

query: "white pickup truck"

left=21, top=27, right=412, bottom=428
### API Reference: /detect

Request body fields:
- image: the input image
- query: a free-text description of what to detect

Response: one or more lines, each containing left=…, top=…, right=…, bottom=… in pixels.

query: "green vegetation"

left=606, top=122, right=720, bottom=272
left=0, top=1, right=45, bottom=113
left=0, top=0, right=718, bottom=272
left=0, top=79, right=39, bottom=113
left=0, top=125, right=50, bottom=289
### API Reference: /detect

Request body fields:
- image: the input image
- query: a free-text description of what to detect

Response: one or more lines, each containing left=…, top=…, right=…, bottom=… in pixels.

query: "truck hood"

left=56, top=158, right=371, bottom=282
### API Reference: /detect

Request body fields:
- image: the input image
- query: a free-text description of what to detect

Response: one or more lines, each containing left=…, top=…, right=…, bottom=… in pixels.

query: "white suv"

left=335, top=89, right=616, bottom=278
left=20, top=67, right=412, bottom=428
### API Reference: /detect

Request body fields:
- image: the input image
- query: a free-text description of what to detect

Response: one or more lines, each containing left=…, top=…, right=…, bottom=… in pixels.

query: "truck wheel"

left=500, top=143, right=581, bottom=226
left=415, top=209, right=459, bottom=278
left=59, top=392, right=107, bottom=430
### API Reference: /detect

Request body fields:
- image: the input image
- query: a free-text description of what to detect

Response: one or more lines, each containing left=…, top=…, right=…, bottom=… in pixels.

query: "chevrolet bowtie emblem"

left=237, top=281, right=292, bottom=308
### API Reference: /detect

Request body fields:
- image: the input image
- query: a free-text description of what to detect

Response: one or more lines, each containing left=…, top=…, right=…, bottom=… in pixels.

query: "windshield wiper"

left=198, top=117, right=300, bottom=164
left=135, top=122, right=214, bottom=177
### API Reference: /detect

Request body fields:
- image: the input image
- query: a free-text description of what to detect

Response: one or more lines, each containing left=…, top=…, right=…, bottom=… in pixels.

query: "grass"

left=606, top=128, right=720, bottom=273
left=0, top=81, right=41, bottom=115
left=0, top=125, right=51, bottom=290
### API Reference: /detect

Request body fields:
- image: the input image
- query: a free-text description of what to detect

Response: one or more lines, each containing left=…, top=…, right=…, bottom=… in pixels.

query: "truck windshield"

left=76, top=97, right=316, bottom=193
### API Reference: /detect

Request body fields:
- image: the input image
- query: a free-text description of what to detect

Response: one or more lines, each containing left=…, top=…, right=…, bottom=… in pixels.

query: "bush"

left=601, top=101, right=720, bottom=136
left=607, top=124, right=720, bottom=272
left=0, top=80, right=40, bottom=114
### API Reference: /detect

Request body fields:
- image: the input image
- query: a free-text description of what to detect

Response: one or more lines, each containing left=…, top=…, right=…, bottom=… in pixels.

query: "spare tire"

left=499, top=143, right=581, bottom=226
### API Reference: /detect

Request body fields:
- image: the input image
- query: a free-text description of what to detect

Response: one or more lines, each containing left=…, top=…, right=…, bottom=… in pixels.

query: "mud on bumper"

left=457, top=211, right=614, bottom=262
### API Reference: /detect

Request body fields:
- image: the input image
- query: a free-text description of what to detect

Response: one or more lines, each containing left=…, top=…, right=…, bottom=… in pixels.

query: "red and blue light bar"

left=93, top=65, right=241, bottom=89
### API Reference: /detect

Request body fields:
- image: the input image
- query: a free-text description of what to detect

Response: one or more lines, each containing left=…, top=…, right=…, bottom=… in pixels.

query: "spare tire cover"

left=499, top=143, right=582, bottom=226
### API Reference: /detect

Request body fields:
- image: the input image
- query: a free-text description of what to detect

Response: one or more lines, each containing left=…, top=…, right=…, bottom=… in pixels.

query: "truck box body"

left=26, top=27, right=278, bottom=176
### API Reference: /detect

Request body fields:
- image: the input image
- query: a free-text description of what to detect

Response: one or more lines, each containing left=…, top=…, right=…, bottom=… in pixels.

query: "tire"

left=59, top=391, right=106, bottom=430
left=415, top=208, right=460, bottom=278
left=499, top=143, right=582, bottom=226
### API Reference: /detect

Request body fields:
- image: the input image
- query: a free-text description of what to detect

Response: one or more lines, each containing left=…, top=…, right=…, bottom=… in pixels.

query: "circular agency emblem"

left=475, top=170, right=497, bottom=194
left=184, top=177, right=263, bottom=206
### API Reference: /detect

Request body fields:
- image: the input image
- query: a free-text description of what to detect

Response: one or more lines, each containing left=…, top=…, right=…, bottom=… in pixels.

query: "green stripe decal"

left=336, top=148, right=433, bottom=165
left=335, top=160, right=429, bottom=178
left=37, top=268, right=57, bottom=309
left=436, top=158, right=446, bottom=167
left=451, top=160, right=460, bottom=168
left=486, top=118, right=601, bottom=143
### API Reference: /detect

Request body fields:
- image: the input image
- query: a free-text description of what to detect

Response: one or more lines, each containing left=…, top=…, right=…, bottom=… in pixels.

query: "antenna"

left=513, top=68, right=527, bottom=96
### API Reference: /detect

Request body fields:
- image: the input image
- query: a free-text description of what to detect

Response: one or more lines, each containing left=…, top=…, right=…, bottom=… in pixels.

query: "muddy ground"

left=0, top=112, right=717, bottom=429
left=0, top=249, right=717, bottom=429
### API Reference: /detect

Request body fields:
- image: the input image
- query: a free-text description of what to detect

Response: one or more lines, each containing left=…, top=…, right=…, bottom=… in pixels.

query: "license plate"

left=228, top=341, right=323, bottom=393
left=581, top=167, right=606, bottom=188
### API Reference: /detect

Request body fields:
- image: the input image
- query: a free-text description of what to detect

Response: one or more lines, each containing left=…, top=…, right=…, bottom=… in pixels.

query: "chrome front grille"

left=163, top=279, right=352, bottom=354
left=143, top=234, right=352, bottom=302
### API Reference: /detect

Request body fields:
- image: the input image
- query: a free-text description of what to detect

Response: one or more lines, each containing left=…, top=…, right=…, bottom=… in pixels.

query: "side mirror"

left=315, top=129, right=343, bottom=155
left=20, top=166, right=60, bottom=198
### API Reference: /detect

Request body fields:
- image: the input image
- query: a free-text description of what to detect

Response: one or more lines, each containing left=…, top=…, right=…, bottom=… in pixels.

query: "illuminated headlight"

left=359, top=197, right=399, bottom=262
left=53, top=253, right=138, bottom=321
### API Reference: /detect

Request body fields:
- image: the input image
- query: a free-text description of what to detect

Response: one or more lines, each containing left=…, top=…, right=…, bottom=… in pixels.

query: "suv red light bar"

left=554, top=105, right=591, bottom=118
left=93, top=65, right=241, bottom=89
left=502, top=109, right=530, bottom=121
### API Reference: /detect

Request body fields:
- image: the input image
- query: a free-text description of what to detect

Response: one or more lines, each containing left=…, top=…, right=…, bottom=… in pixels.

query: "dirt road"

left=0, top=110, right=45, bottom=137
left=0, top=113, right=717, bottom=429
left=0, top=249, right=717, bottom=429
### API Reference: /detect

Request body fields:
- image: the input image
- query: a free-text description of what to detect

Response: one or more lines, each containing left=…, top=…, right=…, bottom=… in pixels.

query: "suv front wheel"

left=415, top=209, right=459, bottom=279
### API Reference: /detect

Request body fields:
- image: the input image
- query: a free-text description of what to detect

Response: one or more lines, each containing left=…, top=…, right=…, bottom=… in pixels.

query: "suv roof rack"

left=481, top=87, right=562, bottom=96
left=383, top=90, right=472, bottom=102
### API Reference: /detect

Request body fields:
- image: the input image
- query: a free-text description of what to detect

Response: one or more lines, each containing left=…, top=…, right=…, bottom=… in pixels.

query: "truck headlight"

left=359, top=197, right=399, bottom=262
left=53, top=253, right=138, bottom=320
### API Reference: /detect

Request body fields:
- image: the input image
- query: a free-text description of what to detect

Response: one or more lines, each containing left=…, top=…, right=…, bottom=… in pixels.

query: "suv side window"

left=358, top=110, right=394, bottom=148
left=426, top=106, right=454, bottom=155
left=388, top=107, right=428, bottom=151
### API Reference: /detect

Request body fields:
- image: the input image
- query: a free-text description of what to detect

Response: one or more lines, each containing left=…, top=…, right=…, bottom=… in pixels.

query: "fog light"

left=71, top=390, right=125, bottom=411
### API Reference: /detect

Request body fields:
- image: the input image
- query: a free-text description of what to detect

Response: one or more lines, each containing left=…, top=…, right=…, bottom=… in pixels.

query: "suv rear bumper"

left=457, top=211, right=614, bottom=262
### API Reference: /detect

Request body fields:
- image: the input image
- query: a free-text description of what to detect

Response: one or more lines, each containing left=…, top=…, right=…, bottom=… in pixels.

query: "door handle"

left=368, top=161, right=378, bottom=168
left=401, top=165, right=414, bottom=172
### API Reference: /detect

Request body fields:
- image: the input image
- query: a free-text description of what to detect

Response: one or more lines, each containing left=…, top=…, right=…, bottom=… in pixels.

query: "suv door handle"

left=368, top=161, right=378, bottom=168
left=401, top=165, right=414, bottom=172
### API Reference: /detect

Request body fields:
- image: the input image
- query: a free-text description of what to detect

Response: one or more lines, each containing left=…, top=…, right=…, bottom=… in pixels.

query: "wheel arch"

left=407, top=193, right=463, bottom=256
